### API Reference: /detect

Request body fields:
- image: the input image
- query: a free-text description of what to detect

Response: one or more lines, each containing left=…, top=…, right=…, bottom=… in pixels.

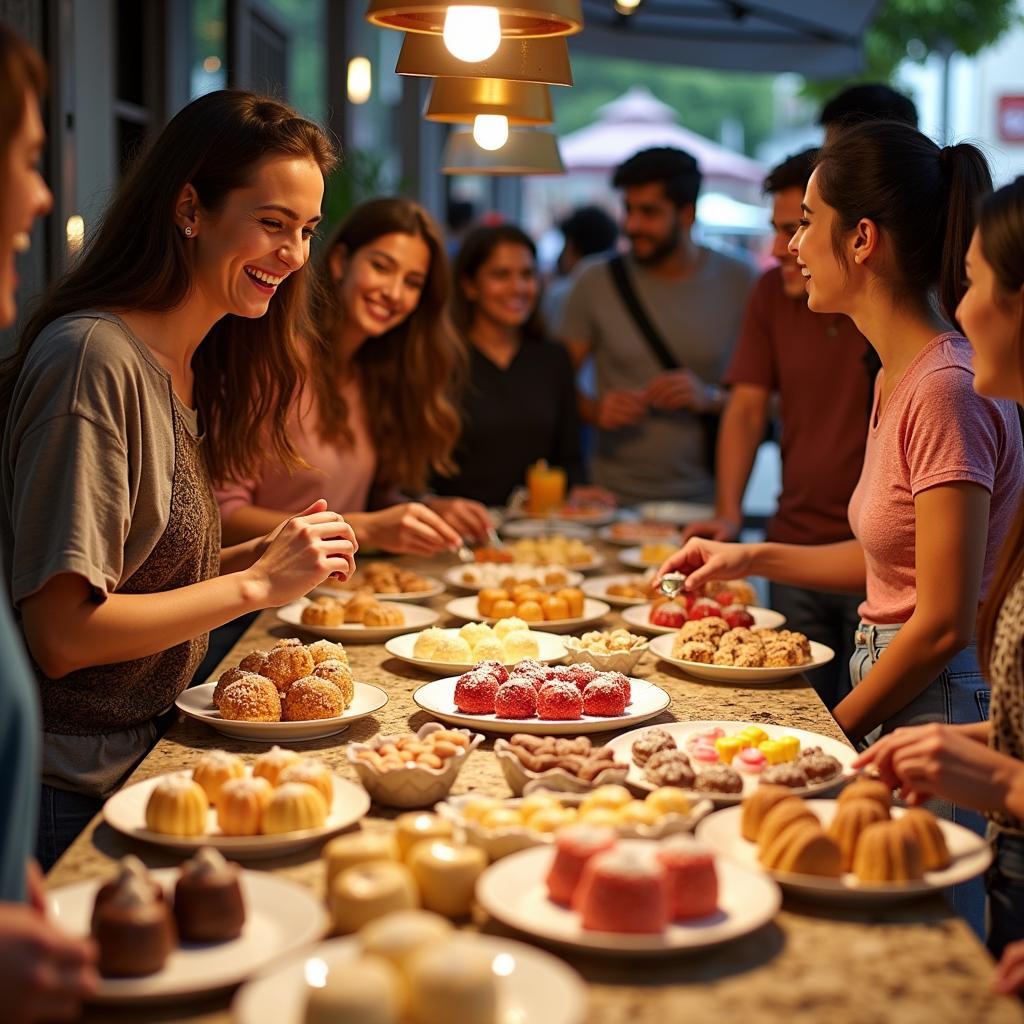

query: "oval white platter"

left=277, top=598, right=439, bottom=642
left=445, top=595, right=611, bottom=635
left=176, top=681, right=388, bottom=741
left=412, top=675, right=671, bottom=736
left=384, top=628, right=567, bottom=674
left=597, top=523, right=682, bottom=547
left=443, top=564, right=584, bottom=593
left=697, top=800, right=992, bottom=906
left=232, top=933, right=588, bottom=1024
left=475, top=839, right=781, bottom=956
left=102, top=771, right=370, bottom=858
left=581, top=574, right=652, bottom=606
left=622, top=602, right=786, bottom=637
left=311, top=575, right=445, bottom=602
left=605, top=719, right=856, bottom=804
left=648, top=633, right=834, bottom=685
left=48, top=869, right=328, bottom=1005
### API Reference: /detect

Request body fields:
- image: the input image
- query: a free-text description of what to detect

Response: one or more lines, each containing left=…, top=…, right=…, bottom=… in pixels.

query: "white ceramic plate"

left=232, top=932, right=587, bottom=1024
left=443, top=564, right=585, bottom=593
left=445, top=595, right=612, bottom=635
left=277, top=598, right=439, bottom=642
left=648, top=633, right=834, bottom=684
left=697, top=801, right=993, bottom=906
left=486, top=551, right=605, bottom=573
left=384, top=629, right=567, bottom=674
left=618, top=545, right=681, bottom=571
left=605, top=720, right=856, bottom=803
left=412, top=675, right=671, bottom=736
left=580, top=574, right=652, bottom=607
left=635, top=501, right=715, bottom=524
left=501, top=519, right=595, bottom=540
left=597, top=523, right=683, bottom=547
left=176, top=681, right=388, bottom=742
left=102, top=771, right=371, bottom=859
left=49, top=869, right=328, bottom=1004
left=311, top=575, right=445, bottom=602
left=622, top=603, right=786, bottom=637
left=476, top=839, right=780, bottom=956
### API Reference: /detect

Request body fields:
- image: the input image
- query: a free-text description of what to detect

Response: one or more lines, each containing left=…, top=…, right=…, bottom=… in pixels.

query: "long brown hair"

left=0, top=21, right=46, bottom=186
left=976, top=177, right=1024, bottom=674
left=0, top=90, right=336, bottom=486
left=308, top=196, right=463, bottom=492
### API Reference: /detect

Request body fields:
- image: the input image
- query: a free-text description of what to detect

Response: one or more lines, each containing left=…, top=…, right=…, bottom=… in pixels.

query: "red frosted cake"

left=656, top=836, right=719, bottom=920
left=545, top=824, right=617, bottom=905
left=572, top=848, right=670, bottom=933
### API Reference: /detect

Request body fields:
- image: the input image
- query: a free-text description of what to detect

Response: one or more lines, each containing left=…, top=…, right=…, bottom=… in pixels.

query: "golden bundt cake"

left=760, top=821, right=842, bottom=877
left=251, top=745, right=301, bottom=786
left=216, top=776, right=273, bottom=836
left=827, top=798, right=890, bottom=871
left=145, top=776, right=208, bottom=836
left=363, top=604, right=405, bottom=628
left=191, top=750, right=245, bottom=805
left=757, top=797, right=818, bottom=852
left=278, top=758, right=333, bottom=807
left=851, top=820, right=924, bottom=882
left=262, top=782, right=329, bottom=834
left=344, top=593, right=378, bottom=623
left=741, top=785, right=795, bottom=842
left=837, top=778, right=892, bottom=811
left=301, top=597, right=346, bottom=627
left=896, top=809, right=950, bottom=871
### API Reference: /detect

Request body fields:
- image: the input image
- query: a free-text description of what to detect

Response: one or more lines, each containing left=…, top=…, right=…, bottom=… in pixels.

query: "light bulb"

left=472, top=114, right=509, bottom=151
left=66, top=215, right=85, bottom=255
left=443, top=6, right=501, bottom=63
left=347, top=56, right=372, bottom=104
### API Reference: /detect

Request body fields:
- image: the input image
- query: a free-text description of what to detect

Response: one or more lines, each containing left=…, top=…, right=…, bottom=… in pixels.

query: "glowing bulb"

left=347, top=56, right=372, bottom=104
left=472, top=114, right=509, bottom=151
left=443, top=6, right=501, bottom=63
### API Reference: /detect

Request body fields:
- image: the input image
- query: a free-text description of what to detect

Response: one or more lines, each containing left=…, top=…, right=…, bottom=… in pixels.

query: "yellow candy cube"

left=578, top=806, right=621, bottom=828
left=527, top=806, right=577, bottom=834
left=778, top=736, right=801, bottom=762
left=739, top=726, right=769, bottom=748
left=479, top=807, right=524, bottom=830
left=580, top=784, right=633, bottom=813
left=715, top=737, right=743, bottom=764
left=519, top=793, right=562, bottom=822
left=758, top=740, right=788, bottom=765
left=461, top=797, right=502, bottom=822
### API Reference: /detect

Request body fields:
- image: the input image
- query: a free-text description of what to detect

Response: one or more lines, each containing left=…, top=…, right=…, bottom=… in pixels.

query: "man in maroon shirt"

left=683, top=149, right=874, bottom=710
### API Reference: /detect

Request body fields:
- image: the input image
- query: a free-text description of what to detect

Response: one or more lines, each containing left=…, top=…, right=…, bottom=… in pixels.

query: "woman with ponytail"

left=656, top=122, right=1024, bottom=929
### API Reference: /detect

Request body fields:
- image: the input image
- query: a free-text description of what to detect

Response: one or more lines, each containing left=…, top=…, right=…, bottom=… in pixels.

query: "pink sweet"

left=689, top=742, right=720, bottom=766
left=545, top=825, right=618, bottom=905
left=508, top=661, right=548, bottom=691
left=561, top=663, right=600, bottom=692
left=684, top=727, right=725, bottom=752
left=573, top=849, right=671, bottom=933
left=494, top=680, right=538, bottom=719
left=582, top=678, right=627, bottom=717
left=537, top=681, right=584, bottom=721
left=656, top=837, right=719, bottom=920
left=598, top=671, right=632, bottom=704
left=735, top=748, right=767, bottom=773
left=453, top=668, right=499, bottom=714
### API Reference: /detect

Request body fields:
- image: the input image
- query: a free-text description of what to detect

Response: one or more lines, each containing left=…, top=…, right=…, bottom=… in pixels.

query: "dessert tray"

left=697, top=800, right=992, bottom=906
left=231, top=933, right=587, bottom=1024
left=444, top=564, right=585, bottom=593
left=581, top=574, right=652, bottom=606
left=277, top=598, right=439, bottom=642
left=384, top=629, right=567, bottom=674
left=103, top=772, right=371, bottom=858
left=476, top=839, right=780, bottom=956
left=445, top=595, right=612, bottom=634
left=176, top=681, right=388, bottom=742
left=48, top=868, right=328, bottom=1004
left=605, top=720, right=856, bottom=804
left=623, top=603, right=786, bottom=637
left=648, top=633, right=834, bottom=685
left=311, top=576, right=445, bottom=602
left=412, top=675, right=671, bottom=736
left=597, top=522, right=682, bottom=547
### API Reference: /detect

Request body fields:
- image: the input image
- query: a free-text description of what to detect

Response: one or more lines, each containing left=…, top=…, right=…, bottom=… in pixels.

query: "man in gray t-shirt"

left=560, top=147, right=757, bottom=506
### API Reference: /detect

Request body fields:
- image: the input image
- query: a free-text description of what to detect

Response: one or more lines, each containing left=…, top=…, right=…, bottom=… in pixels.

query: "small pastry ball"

left=313, top=659, right=355, bottom=706
left=283, top=676, right=345, bottom=722
left=359, top=910, right=453, bottom=976
left=263, top=645, right=315, bottom=693
left=412, top=627, right=444, bottom=660
left=541, top=596, right=570, bottom=621
left=213, top=667, right=248, bottom=706
left=252, top=745, right=301, bottom=786
left=502, top=630, right=539, bottom=661
left=490, top=599, right=517, bottom=619
left=308, top=639, right=349, bottom=667
left=581, top=785, right=633, bottom=813
left=578, top=806, right=621, bottom=828
left=479, top=807, right=523, bottom=831
left=471, top=636, right=506, bottom=662
left=527, top=806, right=578, bottom=833
left=217, top=776, right=273, bottom=836
left=262, top=782, right=328, bottom=834
left=303, top=955, right=402, bottom=1024
left=218, top=676, right=282, bottom=722
left=405, top=939, right=496, bottom=1024
left=279, top=758, right=333, bottom=807
left=237, top=649, right=269, bottom=674
left=476, top=589, right=508, bottom=617
left=494, top=616, right=529, bottom=640
left=192, top=750, right=245, bottom=805
left=519, top=792, right=562, bottom=821
left=459, top=622, right=494, bottom=648
left=515, top=600, right=544, bottom=623
left=646, top=787, right=693, bottom=816
left=432, top=635, right=473, bottom=663
left=460, top=797, right=502, bottom=822
left=617, top=801, right=661, bottom=827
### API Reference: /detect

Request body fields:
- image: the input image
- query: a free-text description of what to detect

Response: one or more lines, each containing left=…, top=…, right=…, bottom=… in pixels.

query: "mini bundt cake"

left=252, top=745, right=301, bottom=786
left=278, top=758, right=333, bottom=807
left=92, top=874, right=176, bottom=977
left=838, top=777, right=892, bottom=810
left=282, top=676, right=345, bottom=721
left=218, top=675, right=282, bottom=722
left=827, top=797, right=890, bottom=871
left=363, top=604, right=404, bottom=628
left=741, top=785, right=795, bottom=843
left=262, top=782, right=329, bottom=834
left=301, top=597, right=346, bottom=627
left=192, top=749, right=245, bottom=805
left=760, top=821, right=842, bottom=877
left=852, top=820, right=924, bottom=882
left=145, top=776, right=208, bottom=836
left=573, top=848, right=671, bottom=933
left=896, top=808, right=951, bottom=871
left=756, top=797, right=818, bottom=852
left=217, top=776, right=273, bottom=836
left=344, top=593, right=379, bottom=623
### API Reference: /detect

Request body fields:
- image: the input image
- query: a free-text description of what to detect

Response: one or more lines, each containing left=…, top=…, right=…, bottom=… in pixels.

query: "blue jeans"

left=987, top=829, right=1024, bottom=959
left=850, top=622, right=990, bottom=937
left=769, top=582, right=863, bottom=712
left=36, top=785, right=103, bottom=872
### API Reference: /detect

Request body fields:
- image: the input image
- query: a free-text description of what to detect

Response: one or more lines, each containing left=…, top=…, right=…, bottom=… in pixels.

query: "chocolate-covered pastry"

left=173, top=847, right=245, bottom=943
left=92, top=875, right=176, bottom=977
left=643, top=749, right=696, bottom=788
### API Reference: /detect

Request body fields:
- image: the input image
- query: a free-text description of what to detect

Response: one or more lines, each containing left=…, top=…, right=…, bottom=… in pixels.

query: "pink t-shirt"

left=215, top=377, right=377, bottom=522
left=848, top=333, right=1023, bottom=625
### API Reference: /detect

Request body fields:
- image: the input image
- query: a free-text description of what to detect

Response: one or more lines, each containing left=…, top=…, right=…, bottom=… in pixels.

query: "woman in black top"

left=434, top=224, right=583, bottom=506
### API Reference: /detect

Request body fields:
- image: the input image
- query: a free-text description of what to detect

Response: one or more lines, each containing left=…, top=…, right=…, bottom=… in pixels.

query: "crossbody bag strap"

left=607, top=255, right=680, bottom=371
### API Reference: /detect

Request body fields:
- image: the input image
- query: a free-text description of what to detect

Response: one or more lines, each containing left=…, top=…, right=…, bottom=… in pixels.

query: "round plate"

left=412, top=675, right=671, bottom=736
left=277, top=598, right=439, bottom=642
left=103, top=772, right=371, bottom=858
left=476, top=839, right=780, bottom=956
left=606, top=720, right=854, bottom=803
left=501, top=519, right=595, bottom=540
left=597, top=523, right=683, bottom=547
left=648, top=633, right=834, bottom=684
left=445, top=595, right=611, bottom=635
left=697, top=801, right=993, bottom=906
left=311, top=575, right=445, bottom=602
left=635, top=501, right=715, bottom=524
left=618, top=545, right=680, bottom=571
left=232, top=932, right=587, bottom=1024
left=622, top=603, right=786, bottom=637
left=176, top=682, right=388, bottom=741
left=581, top=574, right=652, bottom=607
left=48, top=869, right=328, bottom=1005
left=384, top=629, right=567, bottom=674
left=443, top=564, right=585, bottom=593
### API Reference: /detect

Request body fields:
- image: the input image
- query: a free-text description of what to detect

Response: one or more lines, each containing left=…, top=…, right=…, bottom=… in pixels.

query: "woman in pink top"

left=216, top=197, right=491, bottom=555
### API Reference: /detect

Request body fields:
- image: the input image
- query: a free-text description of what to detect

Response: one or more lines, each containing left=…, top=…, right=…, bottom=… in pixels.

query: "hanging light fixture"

left=426, top=78, right=552, bottom=153
left=441, top=127, right=564, bottom=174
left=396, top=31, right=572, bottom=86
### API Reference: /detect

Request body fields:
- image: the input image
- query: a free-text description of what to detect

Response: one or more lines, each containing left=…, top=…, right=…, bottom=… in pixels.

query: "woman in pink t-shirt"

left=216, top=198, right=491, bottom=555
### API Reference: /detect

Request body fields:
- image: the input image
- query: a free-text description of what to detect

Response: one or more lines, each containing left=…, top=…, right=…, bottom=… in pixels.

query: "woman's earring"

left=184, top=226, right=193, bottom=237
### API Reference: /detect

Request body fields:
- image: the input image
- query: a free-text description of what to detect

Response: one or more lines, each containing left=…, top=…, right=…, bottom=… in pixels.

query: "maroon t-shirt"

left=724, top=266, right=874, bottom=545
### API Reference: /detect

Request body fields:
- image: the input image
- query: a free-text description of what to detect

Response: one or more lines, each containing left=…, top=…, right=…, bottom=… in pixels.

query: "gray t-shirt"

left=560, top=247, right=757, bottom=505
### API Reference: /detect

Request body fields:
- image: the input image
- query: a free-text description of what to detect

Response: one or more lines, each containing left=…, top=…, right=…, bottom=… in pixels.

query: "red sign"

left=998, top=96, right=1024, bottom=143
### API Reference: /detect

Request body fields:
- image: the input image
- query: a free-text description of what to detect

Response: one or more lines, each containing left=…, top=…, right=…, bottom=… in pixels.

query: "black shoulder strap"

left=607, top=255, right=680, bottom=371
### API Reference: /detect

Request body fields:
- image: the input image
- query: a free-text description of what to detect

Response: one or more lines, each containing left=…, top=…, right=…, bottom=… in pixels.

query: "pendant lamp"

left=441, top=127, right=564, bottom=174
left=425, top=78, right=553, bottom=125
left=365, top=2, right=583, bottom=41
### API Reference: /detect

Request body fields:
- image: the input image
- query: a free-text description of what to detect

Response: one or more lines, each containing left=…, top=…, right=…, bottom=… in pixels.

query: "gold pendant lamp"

left=365, top=2, right=583, bottom=41
left=441, top=127, right=564, bottom=174
left=425, top=77, right=553, bottom=125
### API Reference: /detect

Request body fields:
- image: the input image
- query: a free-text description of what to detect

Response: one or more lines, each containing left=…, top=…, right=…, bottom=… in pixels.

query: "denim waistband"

left=853, top=622, right=903, bottom=652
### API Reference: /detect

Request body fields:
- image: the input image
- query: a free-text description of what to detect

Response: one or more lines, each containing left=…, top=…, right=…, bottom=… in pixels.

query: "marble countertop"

left=47, top=552, right=1024, bottom=1024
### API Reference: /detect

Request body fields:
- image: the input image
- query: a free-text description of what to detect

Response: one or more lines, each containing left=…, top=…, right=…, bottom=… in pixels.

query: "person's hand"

left=645, top=370, right=713, bottom=413
left=0, top=903, right=98, bottom=1024
left=681, top=516, right=741, bottom=543
left=247, top=500, right=358, bottom=604
left=422, top=497, right=492, bottom=543
left=995, top=939, right=1024, bottom=996
left=25, top=862, right=46, bottom=916
left=595, top=389, right=647, bottom=431
left=653, top=537, right=755, bottom=592
left=364, top=503, right=465, bottom=557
